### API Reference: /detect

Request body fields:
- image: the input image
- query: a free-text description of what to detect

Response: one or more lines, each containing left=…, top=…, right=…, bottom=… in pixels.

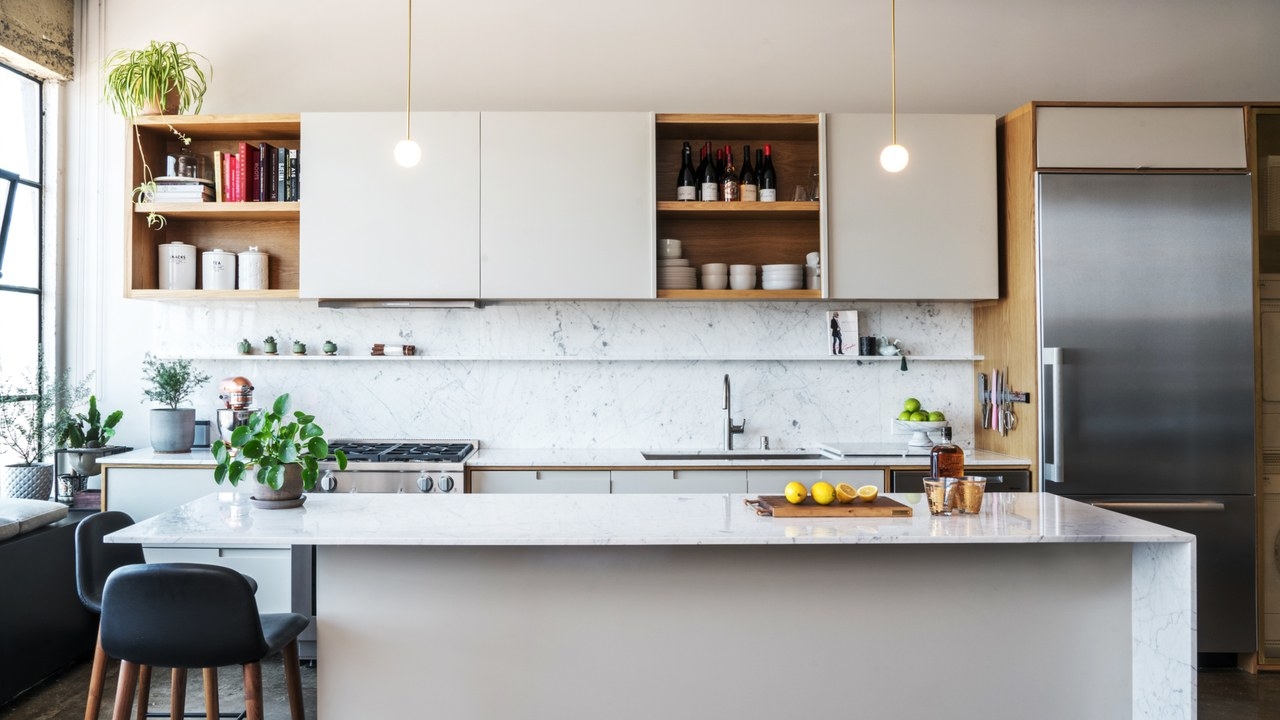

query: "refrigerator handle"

left=1092, top=501, right=1226, bottom=513
left=1042, top=347, right=1064, bottom=484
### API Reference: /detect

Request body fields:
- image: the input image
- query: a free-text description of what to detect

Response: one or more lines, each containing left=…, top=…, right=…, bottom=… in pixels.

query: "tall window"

left=0, top=64, right=45, bottom=465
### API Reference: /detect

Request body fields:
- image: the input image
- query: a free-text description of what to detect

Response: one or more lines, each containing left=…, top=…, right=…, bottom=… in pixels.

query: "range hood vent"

left=317, top=299, right=481, bottom=309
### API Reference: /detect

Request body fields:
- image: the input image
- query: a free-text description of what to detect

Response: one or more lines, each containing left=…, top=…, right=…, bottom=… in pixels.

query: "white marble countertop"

left=107, top=492, right=1191, bottom=547
left=99, top=446, right=1030, bottom=469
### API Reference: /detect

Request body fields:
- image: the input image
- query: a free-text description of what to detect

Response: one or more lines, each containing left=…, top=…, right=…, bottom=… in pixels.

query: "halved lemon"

left=856, top=485, right=879, bottom=502
left=783, top=481, right=808, bottom=505
left=835, top=483, right=858, bottom=503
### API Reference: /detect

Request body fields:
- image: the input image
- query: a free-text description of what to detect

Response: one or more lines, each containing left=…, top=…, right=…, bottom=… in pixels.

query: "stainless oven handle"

left=1092, top=501, right=1225, bottom=513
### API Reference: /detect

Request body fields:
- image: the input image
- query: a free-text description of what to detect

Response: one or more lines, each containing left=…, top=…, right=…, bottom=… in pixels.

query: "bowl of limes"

left=894, top=397, right=947, bottom=446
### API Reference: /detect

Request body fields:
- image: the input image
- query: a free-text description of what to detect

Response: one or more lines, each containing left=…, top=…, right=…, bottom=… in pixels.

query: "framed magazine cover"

left=826, top=309, right=857, bottom=356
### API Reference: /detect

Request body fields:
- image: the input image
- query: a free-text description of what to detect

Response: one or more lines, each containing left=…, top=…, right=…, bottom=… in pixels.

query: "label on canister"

left=157, top=241, right=196, bottom=290
left=202, top=249, right=237, bottom=290
left=237, top=248, right=269, bottom=290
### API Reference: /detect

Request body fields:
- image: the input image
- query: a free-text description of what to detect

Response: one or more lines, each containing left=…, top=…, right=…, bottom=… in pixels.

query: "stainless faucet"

left=723, top=374, right=746, bottom=450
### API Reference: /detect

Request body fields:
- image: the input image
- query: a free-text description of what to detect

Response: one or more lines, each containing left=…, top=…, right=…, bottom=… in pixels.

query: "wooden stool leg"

left=243, top=662, right=264, bottom=720
left=85, top=627, right=108, bottom=720
left=135, top=665, right=152, bottom=720
left=282, top=640, right=305, bottom=720
left=202, top=667, right=219, bottom=720
left=112, top=660, right=139, bottom=720
left=170, top=668, right=187, bottom=720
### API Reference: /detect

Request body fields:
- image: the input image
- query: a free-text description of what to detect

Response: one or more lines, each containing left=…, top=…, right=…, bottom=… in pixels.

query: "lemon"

left=811, top=481, right=836, bottom=505
left=834, top=482, right=858, bottom=503
left=856, top=484, right=879, bottom=502
left=903, top=398, right=921, bottom=413
left=784, top=481, right=808, bottom=504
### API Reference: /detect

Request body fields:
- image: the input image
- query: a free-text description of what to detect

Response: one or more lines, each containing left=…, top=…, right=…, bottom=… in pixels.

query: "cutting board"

left=745, top=496, right=913, bottom=518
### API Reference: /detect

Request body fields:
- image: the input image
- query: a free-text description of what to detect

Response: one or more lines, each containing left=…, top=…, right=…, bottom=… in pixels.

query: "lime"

left=897, top=410, right=913, bottom=421
left=784, top=481, right=808, bottom=505
left=928, top=410, right=946, bottom=422
left=909, top=411, right=929, bottom=422
left=903, top=398, right=921, bottom=413
left=811, top=481, right=836, bottom=505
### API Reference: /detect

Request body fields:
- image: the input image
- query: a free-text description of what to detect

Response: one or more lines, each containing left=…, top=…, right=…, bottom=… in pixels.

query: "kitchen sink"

left=640, top=449, right=833, bottom=461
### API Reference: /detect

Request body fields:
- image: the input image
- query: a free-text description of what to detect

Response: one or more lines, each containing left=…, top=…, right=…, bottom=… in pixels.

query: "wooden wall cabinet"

left=125, top=114, right=300, bottom=298
left=300, top=112, right=481, bottom=299
left=1035, top=106, right=1246, bottom=169
left=825, top=113, right=997, bottom=300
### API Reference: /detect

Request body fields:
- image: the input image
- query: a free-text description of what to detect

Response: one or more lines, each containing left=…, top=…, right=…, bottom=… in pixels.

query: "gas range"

left=316, top=439, right=477, bottom=494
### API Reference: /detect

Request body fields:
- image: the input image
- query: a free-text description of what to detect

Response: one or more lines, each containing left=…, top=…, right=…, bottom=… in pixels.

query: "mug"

left=858, top=336, right=877, bottom=356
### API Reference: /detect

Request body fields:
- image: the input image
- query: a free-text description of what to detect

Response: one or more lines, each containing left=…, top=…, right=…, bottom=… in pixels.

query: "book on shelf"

left=275, top=147, right=286, bottom=202
left=258, top=142, right=274, bottom=202
left=213, top=150, right=224, bottom=202
left=237, top=142, right=260, bottom=202
left=290, top=148, right=300, bottom=201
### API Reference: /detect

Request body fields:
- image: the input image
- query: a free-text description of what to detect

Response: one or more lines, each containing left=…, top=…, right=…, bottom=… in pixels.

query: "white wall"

left=62, top=0, right=1280, bottom=451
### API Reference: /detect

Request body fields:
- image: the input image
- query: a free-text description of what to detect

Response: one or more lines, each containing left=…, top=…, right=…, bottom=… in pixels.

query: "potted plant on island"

left=56, top=395, right=126, bottom=478
left=141, top=354, right=210, bottom=454
left=212, top=393, right=348, bottom=509
left=0, top=354, right=88, bottom=499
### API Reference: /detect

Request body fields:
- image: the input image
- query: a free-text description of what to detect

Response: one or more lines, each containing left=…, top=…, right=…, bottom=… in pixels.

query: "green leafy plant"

left=57, top=395, right=124, bottom=449
left=0, top=352, right=89, bottom=465
left=141, top=354, right=210, bottom=409
left=103, top=40, right=210, bottom=118
left=212, top=393, right=348, bottom=490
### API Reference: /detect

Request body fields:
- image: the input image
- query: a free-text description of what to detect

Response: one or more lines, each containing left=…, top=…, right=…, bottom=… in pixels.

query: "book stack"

left=148, top=176, right=215, bottom=203
left=213, top=143, right=301, bottom=203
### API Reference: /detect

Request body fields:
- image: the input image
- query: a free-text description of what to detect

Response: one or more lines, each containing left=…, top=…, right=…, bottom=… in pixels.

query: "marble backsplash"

left=145, top=300, right=975, bottom=449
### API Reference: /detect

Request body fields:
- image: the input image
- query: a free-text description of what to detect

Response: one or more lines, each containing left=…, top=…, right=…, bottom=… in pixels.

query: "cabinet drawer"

left=143, top=546, right=292, bottom=614
left=890, top=469, right=1030, bottom=493
left=469, top=470, right=611, bottom=494
left=103, top=467, right=225, bottom=520
left=610, top=470, right=746, bottom=494
left=1036, top=106, right=1246, bottom=169
left=745, top=469, right=883, bottom=495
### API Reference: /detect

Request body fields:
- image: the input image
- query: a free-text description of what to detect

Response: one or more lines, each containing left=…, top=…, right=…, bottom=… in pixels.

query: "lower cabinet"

left=101, top=465, right=293, bottom=614
left=889, top=469, right=1031, bottom=493
left=610, top=470, right=746, bottom=494
left=746, top=469, right=884, bottom=495
left=469, top=470, right=611, bottom=494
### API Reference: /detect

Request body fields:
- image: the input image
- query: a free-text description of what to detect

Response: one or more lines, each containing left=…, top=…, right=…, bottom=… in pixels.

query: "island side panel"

left=1132, top=540, right=1196, bottom=720
left=317, top=543, right=1132, bottom=720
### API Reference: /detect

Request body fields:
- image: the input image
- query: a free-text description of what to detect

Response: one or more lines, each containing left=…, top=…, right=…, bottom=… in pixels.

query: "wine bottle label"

left=760, top=188, right=777, bottom=202
left=740, top=185, right=758, bottom=202
left=701, top=182, right=718, bottom=202
left=677, top=186, right=696, bottom=201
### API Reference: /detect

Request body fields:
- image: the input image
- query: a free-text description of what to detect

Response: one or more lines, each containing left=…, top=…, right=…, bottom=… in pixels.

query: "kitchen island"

left=109, top=492, right=1193, bottom=720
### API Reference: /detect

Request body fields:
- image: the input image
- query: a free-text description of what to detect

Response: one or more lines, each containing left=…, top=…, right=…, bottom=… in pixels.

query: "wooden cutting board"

left=745, top=495, right=913, bottom=518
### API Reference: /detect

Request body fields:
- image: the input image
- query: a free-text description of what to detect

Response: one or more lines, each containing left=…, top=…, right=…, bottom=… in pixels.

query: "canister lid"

left=202, top=248, right=234, bottom=256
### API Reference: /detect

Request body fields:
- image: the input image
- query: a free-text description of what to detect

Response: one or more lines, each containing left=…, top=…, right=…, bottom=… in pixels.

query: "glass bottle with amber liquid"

left=929, top=426, right=964, bottom=478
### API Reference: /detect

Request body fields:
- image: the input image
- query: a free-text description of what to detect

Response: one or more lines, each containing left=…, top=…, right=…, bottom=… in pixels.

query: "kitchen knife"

left=978, top=373, right=989, bottom=429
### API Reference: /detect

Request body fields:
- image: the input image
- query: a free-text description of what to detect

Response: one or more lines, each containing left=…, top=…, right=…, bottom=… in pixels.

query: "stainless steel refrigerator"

left=1038, top=172, right=1256, bottom=656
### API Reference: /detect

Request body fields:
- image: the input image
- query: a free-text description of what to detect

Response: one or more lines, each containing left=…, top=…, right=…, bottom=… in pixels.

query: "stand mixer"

left=216, top=376, right=256, bottom=442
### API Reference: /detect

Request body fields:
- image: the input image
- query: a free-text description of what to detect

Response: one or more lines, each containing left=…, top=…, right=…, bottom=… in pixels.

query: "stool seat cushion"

left=0, top=499, right=68, bottom=540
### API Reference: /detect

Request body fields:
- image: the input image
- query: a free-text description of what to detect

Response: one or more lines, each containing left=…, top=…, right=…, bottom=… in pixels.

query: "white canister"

left=202, top=249, right=237, bottom=290
left=157, top=241, right=197, bottom=290
left=237, top=247, right=269, bottom=290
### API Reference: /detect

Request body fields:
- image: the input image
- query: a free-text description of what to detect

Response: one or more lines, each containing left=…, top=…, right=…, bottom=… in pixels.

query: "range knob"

left=438, top=474, right=455, bottom=493
left=319, top=470, right=337, bottom=493
left=416, top=472, right=434, bottom=493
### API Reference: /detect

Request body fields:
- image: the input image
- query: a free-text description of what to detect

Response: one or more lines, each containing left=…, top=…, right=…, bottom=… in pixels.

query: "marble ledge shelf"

left=172, top=354, right=985, bottom=363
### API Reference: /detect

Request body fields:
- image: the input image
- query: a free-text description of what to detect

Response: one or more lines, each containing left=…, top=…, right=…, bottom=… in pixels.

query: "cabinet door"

left=1036, top=106, right=1246, bottom=169
left=103, top=467, right=219, bottom=520
left=826, top=114, right=996, bottom=300
left=745, top=469, right=883, bottom=495
left=300, top=112, right=481, bottom=298
left=480, top=112, right=654, bottom=299
left=610, top=470, right=747, bottom=494
left=144, top=546, right=291, bottom=614
left=469, top=470, right=610, bottom=494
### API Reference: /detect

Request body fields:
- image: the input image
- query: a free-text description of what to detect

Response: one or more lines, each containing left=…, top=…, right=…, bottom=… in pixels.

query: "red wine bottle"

left=676, top=142, right=697, bottom=201
left=720, top=145, right=739, bottom=201
left=700, top=142, right=719, bottom=201
left=759, top=144, right=777, bottom=202
left=695, top=143, right=709, bottom=200
left=739, top=145, right=757, bottom=201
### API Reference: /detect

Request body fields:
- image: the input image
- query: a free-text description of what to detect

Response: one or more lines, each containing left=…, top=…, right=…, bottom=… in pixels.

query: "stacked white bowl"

left=729, top=264, right=756, bottom=290
left=805, top=252, right=821, bottom=289
left=761, top=263, right=804, bottom=290
left=658, top=239, right=696, bottom=289
left=700, top=263, right=728, bottom=290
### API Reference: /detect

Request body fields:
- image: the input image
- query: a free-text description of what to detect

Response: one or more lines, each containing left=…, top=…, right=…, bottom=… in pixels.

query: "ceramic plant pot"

left=1, top=463, right=54, bottom=500
left=150, top=407, right=196, bottom=453
left=250, top=464, right=306, bottom=509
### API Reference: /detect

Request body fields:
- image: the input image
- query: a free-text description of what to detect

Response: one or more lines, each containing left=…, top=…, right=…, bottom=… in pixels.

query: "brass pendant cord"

left=404, top=0, right=413, bottom=141
left=889, top=0, right=897, bottom=145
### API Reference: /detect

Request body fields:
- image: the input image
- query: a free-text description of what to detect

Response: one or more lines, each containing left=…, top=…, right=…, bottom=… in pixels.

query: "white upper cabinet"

left=1036, top=106, right=1246, bottom=169
left=826, top=114, right=997, bottom=300
left=300, top=112, right=481, bottom=298
left=479, top=112, right=654, bottom=299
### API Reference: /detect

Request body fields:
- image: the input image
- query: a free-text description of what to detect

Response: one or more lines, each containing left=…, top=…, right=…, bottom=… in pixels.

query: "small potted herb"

left=212, top=393, right=348, bottom=509
left=141, top=354, right=210, bottom=453
left=56, top=395, right=126, bottom=477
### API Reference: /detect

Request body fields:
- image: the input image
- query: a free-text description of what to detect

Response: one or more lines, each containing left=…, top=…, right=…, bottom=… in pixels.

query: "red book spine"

left=229, top=154, right=239, bottom=202
left=221, top=152, right=231, bottom=201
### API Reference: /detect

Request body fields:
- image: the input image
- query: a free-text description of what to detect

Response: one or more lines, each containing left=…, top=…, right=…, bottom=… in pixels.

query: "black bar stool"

left=100, top=563, right=308, bottom=720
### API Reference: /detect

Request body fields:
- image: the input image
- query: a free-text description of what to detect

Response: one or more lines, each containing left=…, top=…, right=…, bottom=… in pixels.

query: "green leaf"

left=306, top=436, right=328, bottom=458
left=295, top=413, right=315, bottom=425
left=334, top=449, right=348, bottom=470
left=263, top=463, right=284, bottom=489
left=248, top=412, right=266, bottom=434
left=279, top=442, right=299, bottom=463
left=300, top=423, right=323, bottom=440
left=230, top=425, right=253, bottom=446
left=213, top=464, right=228, bottom=484
left=211, top=442, right=228, bottom=463
left=241, top=438, right=263, bottom=458
left=273, top=394, right=290, bottom=417
left=228, top=461, right=246, bottom=486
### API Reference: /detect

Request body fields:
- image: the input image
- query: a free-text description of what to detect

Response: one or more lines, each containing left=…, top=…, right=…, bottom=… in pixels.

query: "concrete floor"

left=0, top=653, right=315, bottom=720
left=1, top=660, right=1276, bottom=719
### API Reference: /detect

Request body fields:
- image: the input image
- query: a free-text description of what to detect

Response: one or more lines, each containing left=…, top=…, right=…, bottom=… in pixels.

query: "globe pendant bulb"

left=880, top=144, right=909, bottom=173
left=394, top=138, right=421, bottom=167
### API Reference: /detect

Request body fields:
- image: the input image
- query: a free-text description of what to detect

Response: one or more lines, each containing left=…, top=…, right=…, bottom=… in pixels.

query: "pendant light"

left=879, top=0, right=909, bottom=173
left=393, top=0, right=421, bottom=167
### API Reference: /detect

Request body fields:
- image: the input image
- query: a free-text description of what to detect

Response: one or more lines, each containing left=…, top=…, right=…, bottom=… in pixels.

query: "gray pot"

left=150, top=407, right=196, bottom=453
left=2, top=463, right=54, bottom=500
left=251, top=464, right=305, bottom=509
left=59, top=446, right=123, bottom=477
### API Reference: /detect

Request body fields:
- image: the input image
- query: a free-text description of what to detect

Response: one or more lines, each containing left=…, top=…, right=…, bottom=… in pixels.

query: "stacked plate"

left=761, top=264, right=804, bottom=290
left=659, top=258, right=697, bottom=289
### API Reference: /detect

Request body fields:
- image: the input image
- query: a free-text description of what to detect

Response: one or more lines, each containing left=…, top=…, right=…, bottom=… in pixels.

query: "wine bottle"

left=676, top=142, right=697, bottom=201
left=700, top=142, right=719, bottom=201
left=739, top=144, right=757, bottom=202
left=715, top=148, right=725, bottom=183
left=720, top=145, right=739, bottom=202
left=759, top=144, right=777, bottom=202
left=695, top=144, right=709, bottom=200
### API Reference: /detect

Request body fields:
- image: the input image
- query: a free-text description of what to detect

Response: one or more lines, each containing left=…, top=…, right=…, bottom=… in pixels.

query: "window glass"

left=0, top=66, right=39, bottom=180
left=0, top=291, right=38, bottom=387
left=1, top=182, right=39, bottom=288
